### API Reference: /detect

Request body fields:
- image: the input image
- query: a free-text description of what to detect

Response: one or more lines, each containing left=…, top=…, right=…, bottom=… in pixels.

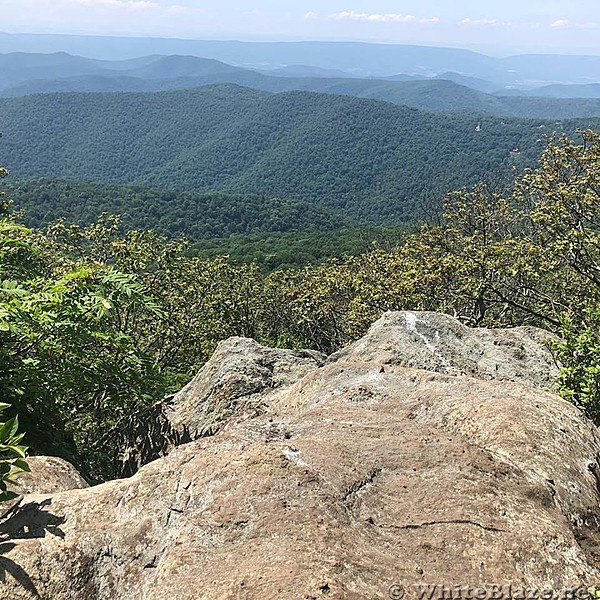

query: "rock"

left=167, top=336, right=326, bottom=439
left=116, top=337, right=325, bottom=476
left=0, top=312, right=598, bottom=599
left=331, top=311, right=558, bottom=389
left=118, top=312, right=558, bottom=477
left=10, top=457, right=88, bottom=496
left=0, top=457, right=88, bottom=523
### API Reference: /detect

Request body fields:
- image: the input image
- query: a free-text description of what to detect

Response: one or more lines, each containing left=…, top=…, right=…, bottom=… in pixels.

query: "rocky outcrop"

left=331, top=311, right=559, bottom=388
left=11, top=457, right=88, bottom=496
left=0, top=311, right=598, bottom=600
left=116, top=337, right=325, bottom=476
left=116, top=312, right=558, bottom=477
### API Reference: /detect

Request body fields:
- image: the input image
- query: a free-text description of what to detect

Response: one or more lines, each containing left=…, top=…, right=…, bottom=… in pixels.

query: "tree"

left=0, top=188, right=171, bottom=480
left=0, top=164, right=29, bottom=502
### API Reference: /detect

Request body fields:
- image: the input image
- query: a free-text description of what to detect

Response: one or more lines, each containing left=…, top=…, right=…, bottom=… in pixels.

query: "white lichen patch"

left=404, top=312, right=462, bottom=374
left=282, top=446, right=308, bottom=467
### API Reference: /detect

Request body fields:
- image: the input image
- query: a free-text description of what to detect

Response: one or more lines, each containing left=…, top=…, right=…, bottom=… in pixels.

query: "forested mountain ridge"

left=6, top=178, right=350, bottom=238
left=5, top=177, right=409, bottom=269
left=1, top=85, right=597, bottom=223
left=2, top=52, right=600, bottom=119
left=506, top=83, right=600, bottom=99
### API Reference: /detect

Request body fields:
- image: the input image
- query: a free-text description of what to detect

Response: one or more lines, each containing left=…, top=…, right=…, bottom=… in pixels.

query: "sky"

left=1, top=0, right=600, bottom=55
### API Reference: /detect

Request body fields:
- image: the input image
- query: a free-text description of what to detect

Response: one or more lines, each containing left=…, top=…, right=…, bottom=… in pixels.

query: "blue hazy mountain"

left=1, top=52, right=599, bottom=119
left=506, top=83, right=600, bottom=99
left=1, top=33, right=600, bottom=87
left=262, top=65, right=360, bottom=79
left=431, top=72, right=502, bottom=94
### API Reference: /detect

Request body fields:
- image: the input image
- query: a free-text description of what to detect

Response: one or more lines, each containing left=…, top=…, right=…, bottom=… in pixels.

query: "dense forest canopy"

left=5, top=178, right=408, bottom=268
left=1, top=85, right=599, bottom=226
left=6, top=179, right=349, bottom=237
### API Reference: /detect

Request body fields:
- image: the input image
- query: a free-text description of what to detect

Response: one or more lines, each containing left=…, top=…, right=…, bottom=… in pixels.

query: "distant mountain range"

left=1, top=52, right=600, bottom=119
left=503, top=83, right=600, bottom=99
left=1, top=84, right=597, bottom=224
left=1, top=33, right=600, bottom=90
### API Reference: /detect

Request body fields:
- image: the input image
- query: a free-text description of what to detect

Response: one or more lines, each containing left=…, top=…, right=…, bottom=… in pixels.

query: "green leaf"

left=0, top=490, right=19, bottom=502
left=13, top=458, right=30, bottom=473
left=0, top=416, right=19, bottom=441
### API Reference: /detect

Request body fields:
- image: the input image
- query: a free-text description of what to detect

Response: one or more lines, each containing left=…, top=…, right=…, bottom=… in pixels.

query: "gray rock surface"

left=332, top=311, right=558, bottom=389
left=10, top=457, right=88, bottom=496
left=167, top=336, right=326, bottom=439
left=0, top=312, right=597, bottom=600
left=116, top=337, right=325, bottom=476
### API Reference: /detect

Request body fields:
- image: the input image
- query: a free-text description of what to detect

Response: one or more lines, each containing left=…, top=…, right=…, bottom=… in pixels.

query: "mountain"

left=6, top=176, right=397, bottom=268
left=516, top=83, right=600, bottom=99
left=0, top=35, right=505, bottom=77
left=6, top=178, right=349, bottom=238
left=0, top=52, right=244, bottom=90
left=0, top=85, right=597, bottom=224
left=2, top=52, right=600, bottom=120
left=129, top=54, right=245, bottom=79
left=1, top=34, right=600, bottom=86
left=432, top=72, right=501, bottom=94
left=263, top=65, right=358, bottom=79
left=0, top=51, right=103, bottom=89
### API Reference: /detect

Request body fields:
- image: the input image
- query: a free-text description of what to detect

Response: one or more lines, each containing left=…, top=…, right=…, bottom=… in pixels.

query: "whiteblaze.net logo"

left=388, top=584, right=600, bottom=600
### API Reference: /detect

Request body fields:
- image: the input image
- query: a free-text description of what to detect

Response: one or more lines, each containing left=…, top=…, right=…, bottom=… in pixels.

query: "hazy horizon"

left=1, top=0, right=599, bottom=56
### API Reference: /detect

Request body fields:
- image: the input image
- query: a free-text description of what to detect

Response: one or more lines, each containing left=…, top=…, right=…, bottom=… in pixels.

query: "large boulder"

left=331, top=311, right=559, bottom=389
left=116, top=337, right=325, bottom=476
left=10, top=457, right=88, bottom=496
left=117, top=312, right=558, bottom=477
left=0, top=312, right=598, bottom=599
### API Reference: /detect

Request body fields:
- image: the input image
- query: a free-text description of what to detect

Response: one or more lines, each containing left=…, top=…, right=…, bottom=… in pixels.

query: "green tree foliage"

left=349, top=130, right=600, bottom=334
left=0, top=166, right=29, bottom=501
left=7, top=179, right=348, bottom=238
left=521, top=130, right=600, bottom=423
left=6, top=178, right=409, bottom=270
left=191, top=227, right=407, bottom=271
left=0, top=177, right=171, bottom=480
left=553, top=308, right=600, bottom=424
left=38, top=217, right=266, bottom=377
left=1, top=86, right=597, bottom=224
left=0, top=402, right=29, bottom=502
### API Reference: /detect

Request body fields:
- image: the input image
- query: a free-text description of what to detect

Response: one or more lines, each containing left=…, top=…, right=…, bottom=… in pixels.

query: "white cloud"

left=550, top=19, right=569, bottom=28
left=334, top=11, right=415, bottom=23
left=304, top=11, right=318, bottom=20
left=333, top=11, right=438, bottom=24
left=164, top=4, right=191, bottom=15
left=459, top=18, right=498, bottom=26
